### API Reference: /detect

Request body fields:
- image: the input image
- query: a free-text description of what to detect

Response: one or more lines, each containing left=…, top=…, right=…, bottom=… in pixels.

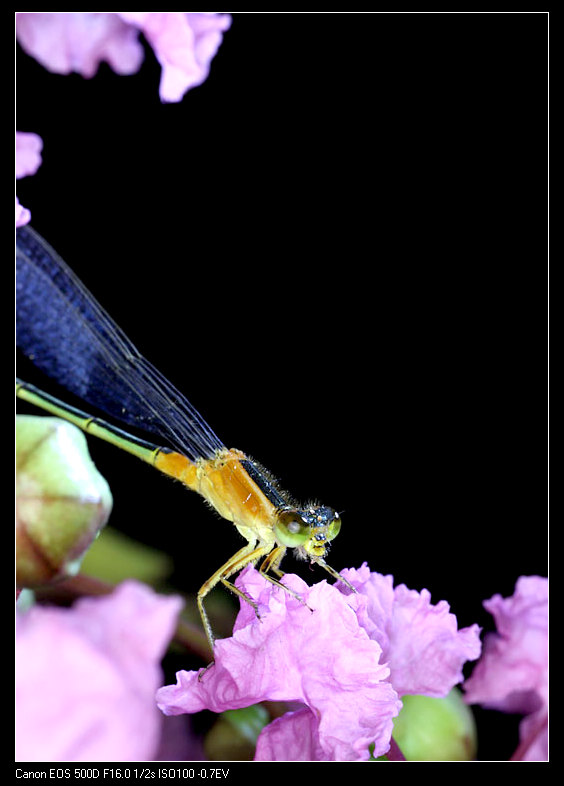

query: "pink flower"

left=16, top=12, right=231, bottom=102
left=463, top=576, right=548, bottom=761
left=339, top=564, right=482, bottom=697
left=16, top=131, right=43, bottom=227
left=16, top=198, right=31, bottom=228
left=157, top=564, right=481, bottom=761
left=158, top=567, right=402, bottom=761
left=16, top=581, right=182, bottom=762
left=119, top=13, right=232, bottom=102
left=16, top=132, right=43, bottom=179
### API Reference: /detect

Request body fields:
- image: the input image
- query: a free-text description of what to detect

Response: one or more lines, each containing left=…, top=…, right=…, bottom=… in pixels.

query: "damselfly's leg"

left=197, top=541, right=274, bottom=654
left=259, top=545, right=286, bottom=577
left=314, top=557, right=357, bottom=593
left=258, top=546, right=312, bottom=609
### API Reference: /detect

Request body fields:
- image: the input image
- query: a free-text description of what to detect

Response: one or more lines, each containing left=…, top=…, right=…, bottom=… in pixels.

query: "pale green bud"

left=16, top=416, right=112, bottom=588
left=391, top=688, right=478, bottom=760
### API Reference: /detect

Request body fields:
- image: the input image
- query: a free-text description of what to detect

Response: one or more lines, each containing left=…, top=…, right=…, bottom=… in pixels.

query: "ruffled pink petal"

left=16, top=132, right=43, bottom=179
left=517, top=711, right=548, bottom=761
left=16, top=197, right=31, bottom=227
left=464, top=576, right=548, bottom=713
left=337, top=564, right=395, bottom=647
left=386, top=585, right=481, bottom=697
left=16, top=581, right=182, bottom=762
left=16, top=12, right=229, bottom=100
left=340, top=564, right=482, bottom=697
left=463, top=576, right=548, bottom=761
left=254, top=708, right=326, bottom=761
left=16, top=132, right=43, bottom=225
left=118, top=12, right=231, bottom=102
left=157, top=567, right=401, bottom=761
left=16, top=12, right=144, bottom=78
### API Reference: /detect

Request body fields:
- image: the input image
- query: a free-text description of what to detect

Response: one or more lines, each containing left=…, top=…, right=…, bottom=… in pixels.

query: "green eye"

left=326, top=514, right=342, bottom=542
left=274, top=509, right=309, bottom=547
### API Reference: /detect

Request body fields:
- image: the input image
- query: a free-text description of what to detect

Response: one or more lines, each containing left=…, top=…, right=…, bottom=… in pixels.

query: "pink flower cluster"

left=463, top=576, right=548, bottom=761
left=157, top=564, right=482, bottom=761
left=16, top=12, right=231, bottom=225
left=16, top=12, right=231, bottom=101
left=16, top=570, right=547, bottom=761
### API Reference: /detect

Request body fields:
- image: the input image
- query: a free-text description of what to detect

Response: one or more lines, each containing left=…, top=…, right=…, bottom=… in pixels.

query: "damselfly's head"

left=274, top=504, right=342, bottom=560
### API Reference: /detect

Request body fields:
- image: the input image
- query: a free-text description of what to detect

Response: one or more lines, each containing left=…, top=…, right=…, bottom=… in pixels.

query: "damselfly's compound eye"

left=274, top=508, right=310, bottom=547
left=326, top=511, right=342, bottom=542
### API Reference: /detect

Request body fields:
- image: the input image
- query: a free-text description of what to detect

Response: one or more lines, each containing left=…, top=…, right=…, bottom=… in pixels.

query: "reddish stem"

left=387, top=736, right=406, bottom=761
left=510, top=713, right=547, bottom=761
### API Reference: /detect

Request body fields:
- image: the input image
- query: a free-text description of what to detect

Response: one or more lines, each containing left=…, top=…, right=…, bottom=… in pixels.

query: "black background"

left=16, top=12, right=548, bottom=761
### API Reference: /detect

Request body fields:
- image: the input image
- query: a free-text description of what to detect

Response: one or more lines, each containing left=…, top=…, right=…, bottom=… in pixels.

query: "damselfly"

left=16, top=225, right=350, bottom=651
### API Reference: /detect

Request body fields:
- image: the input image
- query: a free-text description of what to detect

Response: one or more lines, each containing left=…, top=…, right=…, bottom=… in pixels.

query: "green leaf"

left=80, top=526, right=172, bottom=585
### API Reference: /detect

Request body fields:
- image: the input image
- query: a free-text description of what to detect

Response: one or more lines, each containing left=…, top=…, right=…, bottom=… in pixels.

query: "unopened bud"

left=391, top=688, right=477, bottom=761
left=16, top=416, right=112, bottom=588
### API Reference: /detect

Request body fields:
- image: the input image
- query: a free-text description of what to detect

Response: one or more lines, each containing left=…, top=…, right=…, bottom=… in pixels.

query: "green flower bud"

left=16, top=416, right=112, bottom=588
left=391, top=688, right=477, bottom=761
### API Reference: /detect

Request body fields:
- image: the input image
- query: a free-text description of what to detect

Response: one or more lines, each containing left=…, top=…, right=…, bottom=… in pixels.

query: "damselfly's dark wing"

left=16, top=225, right=224, bottom=461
